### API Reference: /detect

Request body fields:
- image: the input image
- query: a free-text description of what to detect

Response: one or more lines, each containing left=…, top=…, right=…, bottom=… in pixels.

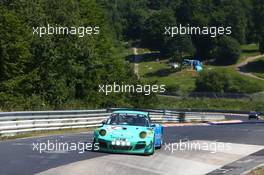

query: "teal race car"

left=93, top=110, right=163, bottom=155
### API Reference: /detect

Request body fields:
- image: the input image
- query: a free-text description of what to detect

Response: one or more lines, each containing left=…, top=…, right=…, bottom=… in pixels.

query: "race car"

left=248, top=111, right=259, bottom=120
left=92, top=110, right=163, bottom=155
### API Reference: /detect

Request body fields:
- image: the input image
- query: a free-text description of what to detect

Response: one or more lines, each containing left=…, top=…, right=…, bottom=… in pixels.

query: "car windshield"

left=106, top=113, right=149, bottom=127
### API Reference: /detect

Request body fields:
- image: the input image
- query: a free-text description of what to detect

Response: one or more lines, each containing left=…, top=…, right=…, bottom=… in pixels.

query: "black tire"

left=92, top=138, right=96, bottom=151
left=145, top=140, right=155, bottom=156
left=149, top=141, right=155, bottom=155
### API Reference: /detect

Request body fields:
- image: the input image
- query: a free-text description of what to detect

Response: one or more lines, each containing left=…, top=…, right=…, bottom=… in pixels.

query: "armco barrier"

left=0, top=110, right=110, bottom=135
left=0, top=109, right=244, bottom=135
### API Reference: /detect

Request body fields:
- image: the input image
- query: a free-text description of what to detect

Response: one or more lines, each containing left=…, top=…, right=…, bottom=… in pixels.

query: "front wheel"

left=92, top=138, right=97, bottom=151
left=149, top=141, right=155, bottom=155
left=144, top=140, right=155, bottom=156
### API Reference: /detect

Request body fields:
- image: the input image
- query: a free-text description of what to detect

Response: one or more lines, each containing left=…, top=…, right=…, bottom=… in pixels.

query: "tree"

left=142, top=9, right=195, bottom=58
left=0, top=0, right=141, bottom=109
left=252, top=0, right=264, bottom=41
left=142, top=10, right=176, bottom=51
left=215, top=36, right=241, bottom=65
left=260, top=36, right=264, bottom=54
left=0, top=9, right=32, bottom=82
left=125, top=8, right=148, bottom=39
left=175, top=0, right=200, bottom=25
left=242, top=0, right=257, bottom=43
left=163, top=35, right=195, bottom=59
left=223, top=0, right=247, bottom=43
left=146, top=0, right=164, bottom=10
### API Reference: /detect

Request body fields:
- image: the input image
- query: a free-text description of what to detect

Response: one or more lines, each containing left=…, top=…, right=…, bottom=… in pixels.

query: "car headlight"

left=99, top=129, right=106, bottom=136
left=139, top=131, right=147, bottom=138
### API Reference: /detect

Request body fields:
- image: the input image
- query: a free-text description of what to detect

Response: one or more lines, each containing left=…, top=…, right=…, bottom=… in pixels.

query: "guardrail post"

left=179, top=112, right=185, bottom=123
left=201, top=115, right=205, bottom=122
left=163, top=109, right=166, bottom=122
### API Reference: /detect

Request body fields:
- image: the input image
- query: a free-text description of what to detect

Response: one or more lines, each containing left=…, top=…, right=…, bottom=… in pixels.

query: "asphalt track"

left=0, top=118, right=264, bottom=175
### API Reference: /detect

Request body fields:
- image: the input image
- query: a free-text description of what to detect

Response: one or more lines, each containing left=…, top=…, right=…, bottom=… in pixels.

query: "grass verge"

left=247, top=166, right=264, bottom=175
left=156, top=95, right=264, bottom=112
left=137, top=44, right=264, bottom=95
left=240, top=43, right=260, bottom=61
left=0, top=127, right=95, bottom=141
left=139, top=61, right=197, bottom=95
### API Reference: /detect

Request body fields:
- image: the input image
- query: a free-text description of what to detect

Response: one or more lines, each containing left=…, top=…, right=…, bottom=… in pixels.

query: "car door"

left=153, top=124, right=162, bottom=147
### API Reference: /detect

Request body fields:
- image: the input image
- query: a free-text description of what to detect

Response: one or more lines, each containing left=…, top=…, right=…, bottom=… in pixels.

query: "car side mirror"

left=102, top=120, right=106, bottom=125
left=150, top=123, right=156, bottom=127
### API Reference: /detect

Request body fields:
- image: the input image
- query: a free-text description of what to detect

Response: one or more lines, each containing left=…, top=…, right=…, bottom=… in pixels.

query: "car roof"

left=113, top=110, right=148, bottom=116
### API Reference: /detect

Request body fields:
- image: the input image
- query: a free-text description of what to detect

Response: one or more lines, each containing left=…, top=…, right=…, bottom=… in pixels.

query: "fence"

left=0, top=108, right=245, bottom=135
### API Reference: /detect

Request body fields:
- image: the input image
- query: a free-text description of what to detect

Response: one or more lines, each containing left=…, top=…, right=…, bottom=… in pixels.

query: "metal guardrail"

left=0, top=108, right=241, bottom=135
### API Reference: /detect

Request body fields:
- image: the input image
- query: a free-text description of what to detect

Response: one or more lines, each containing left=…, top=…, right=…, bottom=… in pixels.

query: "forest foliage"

left=98, top=0, right=264, bottom=61
left=0, top=0, right=157, bottom=110
left=0, top=0, right=264, bottom=110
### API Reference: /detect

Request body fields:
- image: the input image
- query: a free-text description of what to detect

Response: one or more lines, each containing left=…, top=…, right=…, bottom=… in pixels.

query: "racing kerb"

left=0, top=108, right=245, bottom=135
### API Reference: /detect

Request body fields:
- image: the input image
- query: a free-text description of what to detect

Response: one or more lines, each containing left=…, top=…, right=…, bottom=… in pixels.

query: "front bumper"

left=94, top=138, right=154, bottom=154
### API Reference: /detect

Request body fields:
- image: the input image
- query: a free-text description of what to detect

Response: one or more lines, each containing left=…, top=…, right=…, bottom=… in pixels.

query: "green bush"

left=195, top=70, right=230, bottom=93
left=23, top=95, right=50, bottom=111
left=195, top=70, right=262, bottom=93
left=0, top=93, right=25, bottom=111
left=215, top=36, right=241, bottom=65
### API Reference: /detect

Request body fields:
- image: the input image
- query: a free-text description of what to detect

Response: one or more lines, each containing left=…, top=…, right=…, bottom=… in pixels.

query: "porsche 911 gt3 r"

left=93, top=110, right=163, bottom=155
